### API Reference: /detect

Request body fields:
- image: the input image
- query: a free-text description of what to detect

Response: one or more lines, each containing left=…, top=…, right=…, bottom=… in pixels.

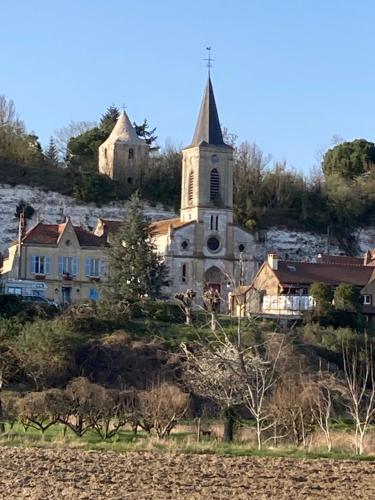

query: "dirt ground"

left=0, top=447, right=374, bottom=499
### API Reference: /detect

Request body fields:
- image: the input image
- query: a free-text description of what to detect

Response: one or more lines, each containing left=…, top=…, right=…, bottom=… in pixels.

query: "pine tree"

left=100, top=105, right=120, bottom=134
left=104, top=193, right=167, bottom=302
left=133, top=118, right=157, bottom=146
left=45, top=136, right=59, bottom=167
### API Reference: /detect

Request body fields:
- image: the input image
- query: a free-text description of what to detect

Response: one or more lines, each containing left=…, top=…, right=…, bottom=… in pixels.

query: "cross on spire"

left=204, top=46, right=214, bottom=76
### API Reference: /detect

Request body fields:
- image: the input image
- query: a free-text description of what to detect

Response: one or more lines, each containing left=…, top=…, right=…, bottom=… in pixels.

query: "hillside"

left=2, top=184, right=375, bottom=260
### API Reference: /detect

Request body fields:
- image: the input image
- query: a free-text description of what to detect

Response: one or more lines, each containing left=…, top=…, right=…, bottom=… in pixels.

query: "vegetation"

left=104, top=193, right=167, bottom=302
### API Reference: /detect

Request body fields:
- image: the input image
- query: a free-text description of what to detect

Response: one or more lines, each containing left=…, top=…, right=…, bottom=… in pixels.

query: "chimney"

left=267, top=253, right=280, bottom=270
left=364, top=250, right=372, bottom=266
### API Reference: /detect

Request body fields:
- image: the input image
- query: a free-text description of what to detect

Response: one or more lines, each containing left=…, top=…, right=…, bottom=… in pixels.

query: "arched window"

left=188, top=170, right=194, bottom=203
left=210, top=168, right=220, bottom=200
left=128, top=148, right=134, bottom=159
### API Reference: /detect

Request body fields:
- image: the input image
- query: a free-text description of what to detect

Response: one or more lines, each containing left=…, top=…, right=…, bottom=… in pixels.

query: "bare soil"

left=0, top=447, right=374, bottom=499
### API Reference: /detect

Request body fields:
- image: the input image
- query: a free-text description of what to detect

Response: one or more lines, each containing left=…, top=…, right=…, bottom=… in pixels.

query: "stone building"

left=151, top=77, right=258, bottom=310
left=1, top=218, right=108, bottom=304
left=98, top=111, right=149, bottom=185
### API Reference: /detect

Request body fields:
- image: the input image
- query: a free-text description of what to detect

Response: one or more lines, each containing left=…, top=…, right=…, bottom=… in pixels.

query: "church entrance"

left=204, top=267, right=223, bottom=313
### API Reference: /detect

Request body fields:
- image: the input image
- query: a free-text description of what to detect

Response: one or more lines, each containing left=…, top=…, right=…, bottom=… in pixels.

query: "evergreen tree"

left=134, top=118, right=157, bottom=146
left=100, top=105, right=120, bottom=134
left=45, top=137, right=59, bottom=167
left=104, top=193, right=167, bottom=302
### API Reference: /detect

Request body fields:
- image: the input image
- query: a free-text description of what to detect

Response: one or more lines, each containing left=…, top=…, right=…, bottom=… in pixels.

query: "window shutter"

left=30, top=256, right=36, bottom=274
left=85, top=258, right=91, bottom=277
left=58, top=256, right=64, bottom=275
left=99, top=260, right=106, bottom=277
left=72, top=257, right=78, bottom=276
left=45, top=256, right=51, bottom=275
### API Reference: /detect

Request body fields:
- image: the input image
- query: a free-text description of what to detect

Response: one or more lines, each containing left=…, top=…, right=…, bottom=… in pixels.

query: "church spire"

left=191, top=77, right=225, bottom=147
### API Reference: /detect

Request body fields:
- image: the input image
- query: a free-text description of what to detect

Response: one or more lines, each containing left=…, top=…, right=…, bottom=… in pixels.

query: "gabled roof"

left=150, top=217, right=195, bottom=235
left=188, top=77, right=231, bottom=149
left=20, top=222, right=106, bottom=247
left=104, top=111, right=145, bottom=145
left=273, top=261, right=373, bottom=288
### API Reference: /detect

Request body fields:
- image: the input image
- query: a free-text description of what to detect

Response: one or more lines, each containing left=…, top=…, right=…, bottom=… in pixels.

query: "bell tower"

left=180, top=77, right=234, bottom=223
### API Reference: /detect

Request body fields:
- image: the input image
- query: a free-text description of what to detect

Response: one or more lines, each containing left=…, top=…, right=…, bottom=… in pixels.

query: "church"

left=150, top=77, right=258, bottom=310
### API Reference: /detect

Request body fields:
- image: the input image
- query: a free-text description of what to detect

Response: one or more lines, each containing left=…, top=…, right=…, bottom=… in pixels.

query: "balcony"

left=262, top=295, right=315, bottom=317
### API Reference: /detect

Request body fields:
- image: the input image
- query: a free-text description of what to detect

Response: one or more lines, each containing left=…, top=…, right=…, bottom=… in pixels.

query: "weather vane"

left=204, top=47, right=214, bottom=76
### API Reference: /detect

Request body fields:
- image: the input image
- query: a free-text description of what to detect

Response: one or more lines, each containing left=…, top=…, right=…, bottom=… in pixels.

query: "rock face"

left=2, top=184, right=375, bottom=261
left=0, top=184, right=175, bottom=252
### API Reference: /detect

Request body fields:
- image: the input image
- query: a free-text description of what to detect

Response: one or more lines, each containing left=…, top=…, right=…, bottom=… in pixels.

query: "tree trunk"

left=0, top=379, right=4, bottom=434
left=223, top=408, right=235, bottom=442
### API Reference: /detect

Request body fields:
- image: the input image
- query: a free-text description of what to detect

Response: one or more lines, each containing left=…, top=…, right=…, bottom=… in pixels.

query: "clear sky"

left=1, top=0, right=374, bottom=172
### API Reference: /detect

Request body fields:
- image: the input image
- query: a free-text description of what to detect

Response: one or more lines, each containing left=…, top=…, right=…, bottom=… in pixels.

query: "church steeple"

left=191, top=77, right=226, bottom=147
left=181, top=77, right=234, bottom=223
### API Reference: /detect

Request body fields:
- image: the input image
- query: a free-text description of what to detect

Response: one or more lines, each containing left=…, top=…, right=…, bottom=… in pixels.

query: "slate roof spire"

left=191, top=77, right=226, bottom=147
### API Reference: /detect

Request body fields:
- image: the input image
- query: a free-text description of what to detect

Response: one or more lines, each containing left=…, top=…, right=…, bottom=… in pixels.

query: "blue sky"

left=1, top=0, right=374, bottom=172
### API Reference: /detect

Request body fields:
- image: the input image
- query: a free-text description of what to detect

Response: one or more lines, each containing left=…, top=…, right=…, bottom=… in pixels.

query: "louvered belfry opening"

left=210, top=168, right=220, bottom=200
left=188, top=171, right=194, bottom=202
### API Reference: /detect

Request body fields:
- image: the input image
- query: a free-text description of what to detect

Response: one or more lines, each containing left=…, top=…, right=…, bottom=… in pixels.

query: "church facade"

left=152, top=78, right=258, bottom=310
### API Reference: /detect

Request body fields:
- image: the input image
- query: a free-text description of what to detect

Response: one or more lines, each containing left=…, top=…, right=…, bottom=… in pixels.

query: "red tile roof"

left=317, top=254, right=364, bottom=266
left=21, top=222, right=106, bottom=247
left=274, top=261, right=373, bottom=287
left=150, top=217, right=194, bottom=235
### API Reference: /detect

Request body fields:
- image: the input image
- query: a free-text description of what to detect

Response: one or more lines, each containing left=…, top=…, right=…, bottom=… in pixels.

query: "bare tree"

left=175, top=289, right=196, bottom=325
left=138, top=383, right=189, bottom=439
left=53, top=120, right=97, bottom=160
left=16, top=390, right=61, bottom=434
left=342, top=340, right=375, bottom=455
left=238, top=337, right=283, bottom=450
left=182, top=340, right=242, bottom=442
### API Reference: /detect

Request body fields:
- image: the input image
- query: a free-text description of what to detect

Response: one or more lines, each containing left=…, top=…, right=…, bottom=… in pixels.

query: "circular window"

left=207, top=237, right=220, bottom=252
left=238, top=244, right=245, bottom=252
left=211, top=154, right=219, bottom=164
left=181, top=240, right=189, bottom=250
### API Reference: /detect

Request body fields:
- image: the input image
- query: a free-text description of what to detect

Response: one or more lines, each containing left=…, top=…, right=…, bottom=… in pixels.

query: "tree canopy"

left=322, top=139, right=375, bottom=179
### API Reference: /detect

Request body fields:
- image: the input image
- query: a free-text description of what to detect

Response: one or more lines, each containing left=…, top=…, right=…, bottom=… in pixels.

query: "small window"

left=364, top=295, right=372, bottom=305
left=182, top=263, right=187, bottom=283
left=215, top=215, right=219, bottom=231
left=128, top=148, right=134, bottom=159
left=181, top=240, right=189, bottom=250
left=238, top=244, right=245, bottom=253
left=127, top=177, right=133, bottom=184
left=210, top=215, right=214, bottom=230
left=104, top=148, right=107, bottom=159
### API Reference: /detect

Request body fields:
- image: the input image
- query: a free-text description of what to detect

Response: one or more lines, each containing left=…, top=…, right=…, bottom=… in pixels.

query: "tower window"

left=210, top=215, right=214, bottom=230
left=182, top=263, right=187, bottom=283
left=215, top=216, right=219, bottom=230
left=127, top=177, right=133, bottom=184
left=128, top=148, right=134, bottom=159
left=104, top=148, right=107, bottom=159
left=188, top=170, right=194, bottom=203
left=210, top=168, right=220, bottom=200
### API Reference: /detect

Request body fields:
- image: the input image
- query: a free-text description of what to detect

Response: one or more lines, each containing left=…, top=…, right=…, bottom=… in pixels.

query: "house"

left=231, top=252, right=375, bottom=318
left=0, top=218, right=108, bottom=304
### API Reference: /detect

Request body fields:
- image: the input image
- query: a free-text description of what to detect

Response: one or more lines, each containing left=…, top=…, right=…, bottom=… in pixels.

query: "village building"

left=232, top=252, right=375, bottom=319
left=149, top=77, right=258, bottom=310
left=98, top=110, right=149, bottom=185
left=0, top=218, right=108, bottom=304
